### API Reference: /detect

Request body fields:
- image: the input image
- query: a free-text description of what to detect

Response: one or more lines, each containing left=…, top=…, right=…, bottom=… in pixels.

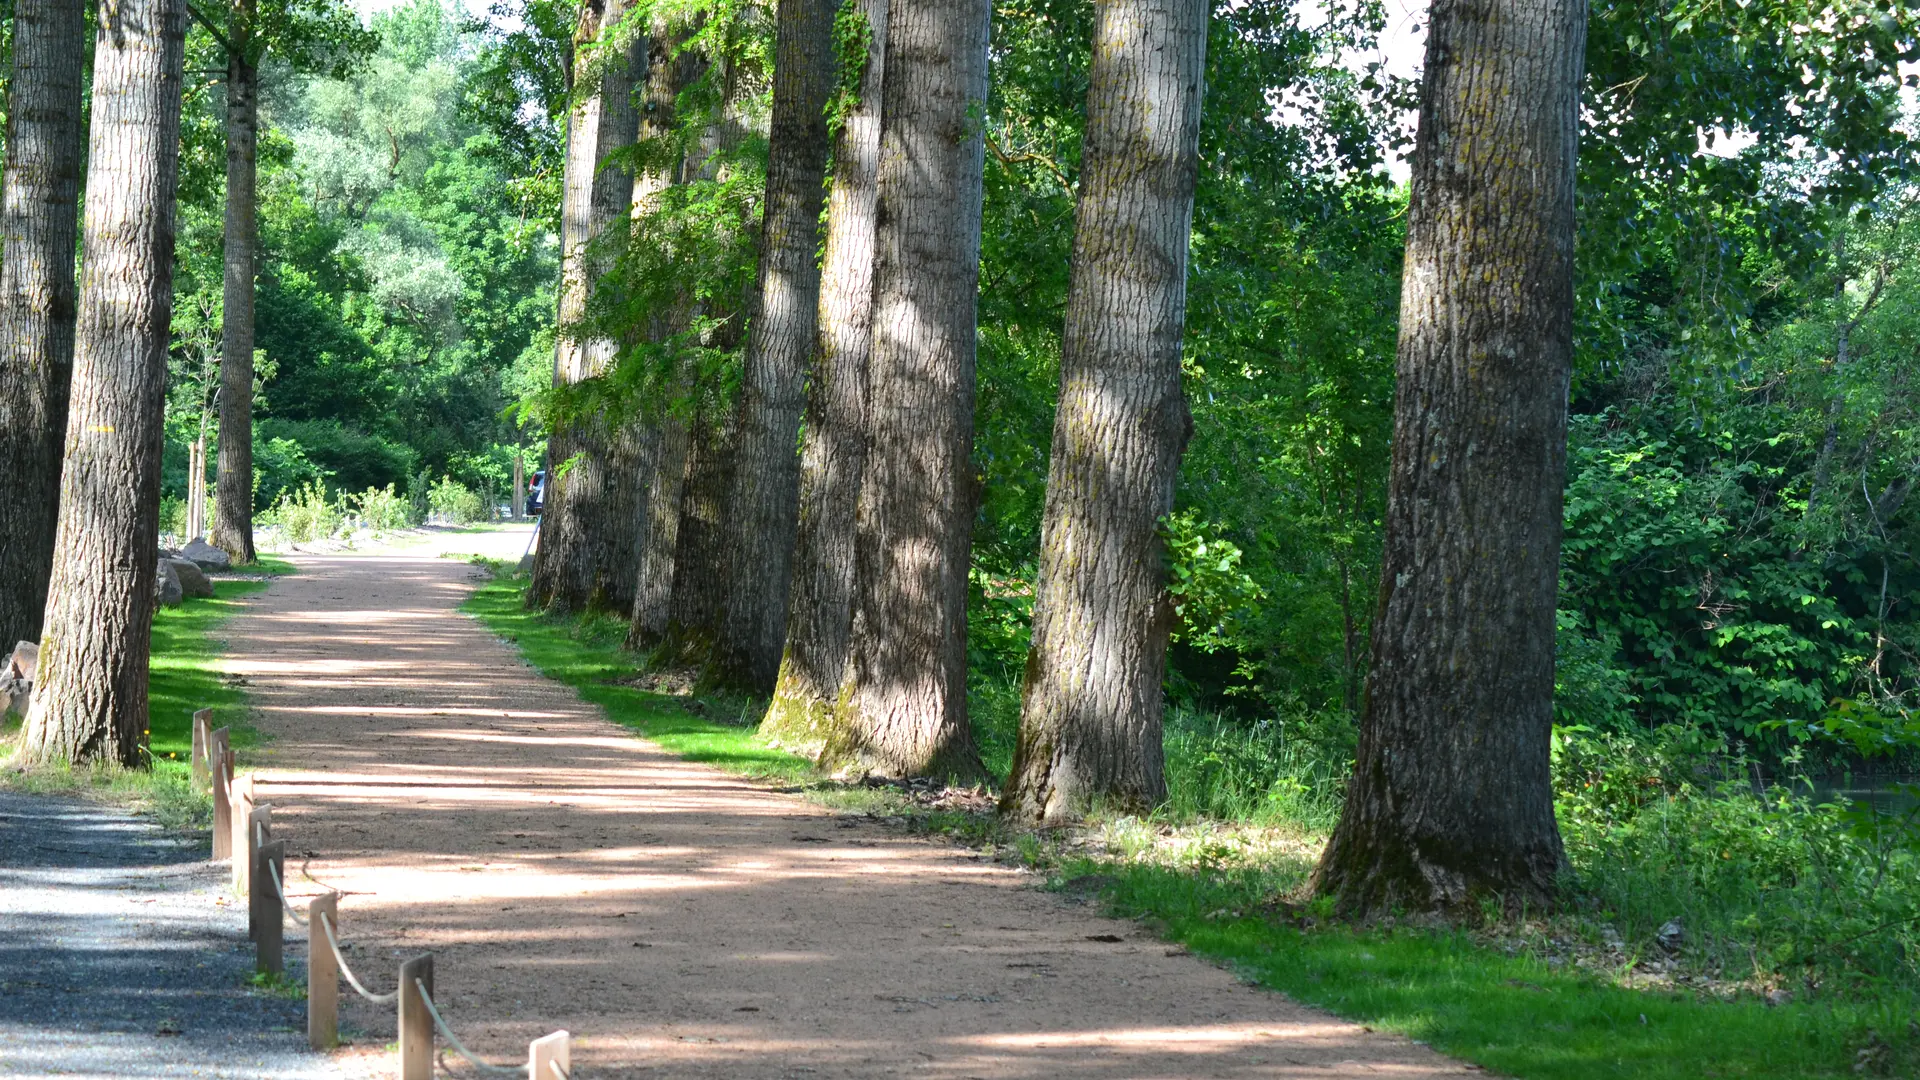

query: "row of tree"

left=527, top=0, right=1584, bottom=909
left=0, top=0, right=366, bottom=762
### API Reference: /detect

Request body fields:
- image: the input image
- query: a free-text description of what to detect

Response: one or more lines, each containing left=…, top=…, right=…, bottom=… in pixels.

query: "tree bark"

left=0, top=0, right=87, bottom=652
left=625, top=25, right=710, bottom=653
left=762, top=0, right=888, bottom=752
left=211, top=39, right=259, bottom=563
left=21, top=0, right=188, bottom=768
left=1310, top=0, right=1583, bottom=915
left=630, top=412, right=689, bottom=648
left=530, top=0, right=642, bottom=614
left=665, top=402, right=737, bottom=659
left=714, top=0, right=839, bottom=693
left=1001, top=0, right=1206, bottom=823
left=826, top=0, right=990, bottom=780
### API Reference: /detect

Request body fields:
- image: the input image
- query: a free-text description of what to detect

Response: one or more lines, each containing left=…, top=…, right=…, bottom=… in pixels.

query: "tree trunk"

left=210, top=41, right=259, bottom=563
left=1001, top=0, right=1206, bottom=823
left=20, top=0, right=188, bottom=768
left=630, top=412, right=690, bottom=649
left=530, top=0, right=642, bottom=614
left=762, top=0, right=888, bottom=752
left=0, top=0, right=87, bottom=652
left=625, top=25, right=710, bottom=653
left=665, top=403, right=737, bottom=659
left=1310, top=0, right=1583, bottom=915
left=826, top=0, right=990, bottom=781
left=714, top=0, right=838, bottom=692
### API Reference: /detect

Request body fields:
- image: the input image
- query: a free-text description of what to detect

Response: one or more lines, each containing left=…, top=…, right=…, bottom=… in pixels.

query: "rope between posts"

left=319, top=909, right=399, bottom=1005
left=414, top=978, right=524, bottom=1078
left=264, top=861, right=310, bottom=926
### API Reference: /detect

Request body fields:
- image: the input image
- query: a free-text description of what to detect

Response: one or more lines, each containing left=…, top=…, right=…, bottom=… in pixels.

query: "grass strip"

left=463, top=570, right=1907, bottom=1080
left=3, top=557, right=293, bottom=828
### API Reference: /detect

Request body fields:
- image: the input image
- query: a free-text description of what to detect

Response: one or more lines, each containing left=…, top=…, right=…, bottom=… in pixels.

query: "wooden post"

left=308, top=893, right=339, bottom=1050
left=512, top=450, right=525, bottom=520
left=210, top=739, right=232, bottom=860
left=252, top=838, right=285, bottom=975
left=190, top=709, right=212, bottom=788
left=231, top=777, right=257, bottom=893
left=529, top=1030, right=570, bottom=1079
left=398, top=953, right=434, bottom=1080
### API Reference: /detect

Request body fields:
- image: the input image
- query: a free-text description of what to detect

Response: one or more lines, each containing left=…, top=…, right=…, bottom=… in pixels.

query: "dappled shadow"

left=220, top=550, right=1472, bottom=1079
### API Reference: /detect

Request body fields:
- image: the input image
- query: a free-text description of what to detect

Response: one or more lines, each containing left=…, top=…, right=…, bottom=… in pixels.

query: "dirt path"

left=226, top=530, right=1473, bottom=1079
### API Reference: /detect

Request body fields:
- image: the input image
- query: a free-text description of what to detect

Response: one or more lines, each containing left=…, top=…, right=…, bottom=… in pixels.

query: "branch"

left=184, top=1, right=236, bottom=56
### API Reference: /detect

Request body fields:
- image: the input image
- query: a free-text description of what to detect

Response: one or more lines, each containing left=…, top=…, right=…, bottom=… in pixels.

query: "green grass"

left=2, top=556, right=294, bottom=829
left=465, top=567, right=1915, bottom=1080
left=1063, top=859, right=1913, bottom=1080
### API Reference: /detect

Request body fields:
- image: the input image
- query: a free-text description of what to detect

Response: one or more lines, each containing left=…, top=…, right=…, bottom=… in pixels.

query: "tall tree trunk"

left=826, top=0, right=990, bottom=780
left=713, top=0, right=839, bottom=692
left=1001, top=0, right=1205, bottom=823
left=625, top=25, right=708, bottom=652
left=210, top=36, right=259, bottom=563
left=630, top=413, right=689, bottom=648
left=21, top=0, right=188, bottom=767
left=530, top=0, right=642, bottom=614
left=0, top=0, right=87, bottom=652
left=665, top=403, right=736, bottom=659
left=762, top=0, right=888, bottom=752
left=1311, top=0, right=1583, bottom=915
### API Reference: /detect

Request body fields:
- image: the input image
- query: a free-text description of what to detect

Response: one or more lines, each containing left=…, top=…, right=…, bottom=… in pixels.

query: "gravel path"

left=214, top=526, right=1475, bottom=1080
left=0, top=791, right=345, bottom=1078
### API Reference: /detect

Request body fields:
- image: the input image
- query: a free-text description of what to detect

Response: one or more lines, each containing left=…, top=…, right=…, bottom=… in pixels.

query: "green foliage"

left=262, top=482, right=344, bottom=542
left=823, top=0, right=873, bottom=136
left=349, top=484, right=414, bottom=530
left=1557, top=725, right=1920, bottom=996
left=426, top=475, right=488, bottom=524
left=1162, top=510, right=1265, bottom=656
left=256, top=418, right=417, bottom=502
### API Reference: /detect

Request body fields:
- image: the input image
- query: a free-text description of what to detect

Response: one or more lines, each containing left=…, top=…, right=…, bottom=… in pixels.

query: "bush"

left=349, top=484, right=413, bottom=531
left=159, top=495, right=188, bottom=546
left=427, top=475, right=487, bottom=524
left=1556, top=724, right=1920, bottom=996
left=256, top=419, right=416, bottom=503
left=261, top=482, right=343, bottom=542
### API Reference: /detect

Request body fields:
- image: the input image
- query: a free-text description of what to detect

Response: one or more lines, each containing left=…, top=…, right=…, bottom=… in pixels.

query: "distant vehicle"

left=526, top=469, right=545, bottom=517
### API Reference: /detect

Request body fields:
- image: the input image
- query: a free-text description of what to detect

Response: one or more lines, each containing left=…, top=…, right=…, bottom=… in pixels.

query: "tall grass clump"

left=350, top=484, right=414, bottom=531
left=1161, top=706, right=1350, bottom=831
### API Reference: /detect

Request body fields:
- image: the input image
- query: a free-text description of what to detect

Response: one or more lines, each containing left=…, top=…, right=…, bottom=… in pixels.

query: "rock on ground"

left=153, top=560, right=184, bottom=608
left=167, top=558, right=215, bottom=600
left=181, top=538, right=233, bottom=573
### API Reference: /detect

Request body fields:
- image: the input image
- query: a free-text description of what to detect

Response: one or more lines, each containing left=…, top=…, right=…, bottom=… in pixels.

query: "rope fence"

left=195, top=712, right=573, bottom=1078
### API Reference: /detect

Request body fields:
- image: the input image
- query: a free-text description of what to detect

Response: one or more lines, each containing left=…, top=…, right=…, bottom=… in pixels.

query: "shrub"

left=261, top=482, right=343, bottom=542
left=428, top=475, right=487, bottom=524
left=256, top=418, right=416, bottom=501
left=350, top=484, right=412, bottom=531
left=1556, top=724, right=1920, bottom=996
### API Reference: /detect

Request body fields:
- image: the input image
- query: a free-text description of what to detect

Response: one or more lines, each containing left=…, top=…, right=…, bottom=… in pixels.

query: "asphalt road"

left=0, top=790, right=349, bottom=1078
